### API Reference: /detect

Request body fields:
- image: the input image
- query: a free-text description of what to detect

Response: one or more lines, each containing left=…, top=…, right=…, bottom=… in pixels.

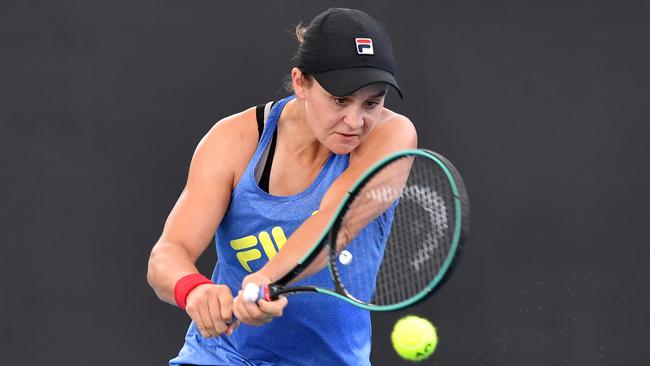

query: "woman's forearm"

left=147, top=241, right=201, bottom=305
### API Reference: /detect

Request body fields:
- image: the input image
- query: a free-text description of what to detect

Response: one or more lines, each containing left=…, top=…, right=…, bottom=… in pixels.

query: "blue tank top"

left=170, top=96, right=394, bottom=366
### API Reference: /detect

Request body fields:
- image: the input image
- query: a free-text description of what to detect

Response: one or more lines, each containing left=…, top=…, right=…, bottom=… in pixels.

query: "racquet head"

left=326, top=149, right=469, bottom=310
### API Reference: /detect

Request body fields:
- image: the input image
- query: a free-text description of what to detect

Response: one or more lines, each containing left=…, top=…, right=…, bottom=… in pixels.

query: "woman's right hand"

left=232, top=272, right=288, bottom=326
left=184, top=284, right=239, bottom=338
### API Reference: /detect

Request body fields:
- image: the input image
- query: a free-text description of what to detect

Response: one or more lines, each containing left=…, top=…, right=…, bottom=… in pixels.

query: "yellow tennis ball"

left=391, top=315, right=438, bottom=361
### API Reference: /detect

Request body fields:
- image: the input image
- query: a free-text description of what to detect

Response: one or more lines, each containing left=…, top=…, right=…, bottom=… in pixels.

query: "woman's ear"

left=291, top=67, right=309, bottom=99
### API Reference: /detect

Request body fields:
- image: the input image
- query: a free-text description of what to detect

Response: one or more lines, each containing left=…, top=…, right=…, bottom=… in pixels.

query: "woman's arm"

left=147, top=108, right=259, bottom=337
left=255, top=113, right=417, bottom=284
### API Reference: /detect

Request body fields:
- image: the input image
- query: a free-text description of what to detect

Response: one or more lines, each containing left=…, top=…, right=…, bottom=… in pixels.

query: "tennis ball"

left=391, top=315, right=438, bottom=361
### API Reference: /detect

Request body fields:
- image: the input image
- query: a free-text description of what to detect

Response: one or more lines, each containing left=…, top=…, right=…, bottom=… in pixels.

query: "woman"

left=147, top=8, right=417, bottom=366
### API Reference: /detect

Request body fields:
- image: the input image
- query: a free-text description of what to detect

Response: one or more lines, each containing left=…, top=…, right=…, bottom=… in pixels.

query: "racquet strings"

left=332, top=154, right=459, bottom=307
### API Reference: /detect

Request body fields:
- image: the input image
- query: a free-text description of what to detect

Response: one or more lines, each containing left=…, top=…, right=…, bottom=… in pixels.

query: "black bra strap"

left=255, top=104, right=265, bottom=142
left=256, top=101, right=278, bottom=193
left=259, top=127, right=277, bottom=192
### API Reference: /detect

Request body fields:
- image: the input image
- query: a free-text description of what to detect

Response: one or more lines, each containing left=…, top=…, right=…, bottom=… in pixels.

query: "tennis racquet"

left=243, top=148, right=470, bottom=311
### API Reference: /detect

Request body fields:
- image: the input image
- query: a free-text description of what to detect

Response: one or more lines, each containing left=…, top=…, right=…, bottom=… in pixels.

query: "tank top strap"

left=253, top=96, right=294, bottom=166
left=238, top=95, right=295, bottom=193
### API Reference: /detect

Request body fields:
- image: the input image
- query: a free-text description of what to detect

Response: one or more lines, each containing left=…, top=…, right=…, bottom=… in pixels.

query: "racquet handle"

left=243, top=283, right=272, bottom=303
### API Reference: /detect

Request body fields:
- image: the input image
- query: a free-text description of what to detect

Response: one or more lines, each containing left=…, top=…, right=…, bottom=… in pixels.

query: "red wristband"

left=173, top=273, right=213, bottom=310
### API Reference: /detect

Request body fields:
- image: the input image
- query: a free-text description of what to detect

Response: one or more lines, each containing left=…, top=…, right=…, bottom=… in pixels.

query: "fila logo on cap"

left=355, top=38, right=374, bottom=55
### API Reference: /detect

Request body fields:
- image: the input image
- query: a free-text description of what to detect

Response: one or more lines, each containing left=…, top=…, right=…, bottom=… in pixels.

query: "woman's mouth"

left=337, top=132, right=358, bottom=139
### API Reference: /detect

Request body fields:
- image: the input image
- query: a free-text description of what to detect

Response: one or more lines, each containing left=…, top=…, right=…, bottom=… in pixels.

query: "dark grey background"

left=1, top=1, right=649, bottom=365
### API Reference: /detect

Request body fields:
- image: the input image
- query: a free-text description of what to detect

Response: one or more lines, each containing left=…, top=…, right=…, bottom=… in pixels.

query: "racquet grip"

left=243, top=283, right=273, bottom=303
left=261, top=284, right=273, bottom=301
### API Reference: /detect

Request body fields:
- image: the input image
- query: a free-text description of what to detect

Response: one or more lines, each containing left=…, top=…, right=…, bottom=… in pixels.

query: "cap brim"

left=312, top=67, right=403, bottom=99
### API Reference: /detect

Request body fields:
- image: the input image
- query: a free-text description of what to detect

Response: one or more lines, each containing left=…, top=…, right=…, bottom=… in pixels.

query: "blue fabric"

left=170, top=95, right=393, bottom=366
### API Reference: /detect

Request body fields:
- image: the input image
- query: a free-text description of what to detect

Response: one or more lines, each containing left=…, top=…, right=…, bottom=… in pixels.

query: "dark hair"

left=284, top=22, right=313, bottom=93
left=295, top=22, right=308, bottom=44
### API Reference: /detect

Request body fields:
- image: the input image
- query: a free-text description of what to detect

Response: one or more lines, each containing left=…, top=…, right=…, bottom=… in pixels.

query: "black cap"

left=296, top=8, right=403, bottom=98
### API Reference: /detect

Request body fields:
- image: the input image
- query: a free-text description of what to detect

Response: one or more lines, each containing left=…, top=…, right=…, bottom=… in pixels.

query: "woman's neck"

left=278, top=98, right=331, bottom=163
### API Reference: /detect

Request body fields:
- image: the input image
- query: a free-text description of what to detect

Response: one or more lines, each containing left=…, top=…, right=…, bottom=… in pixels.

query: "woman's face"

left=297, top=73, right=388, bottom=154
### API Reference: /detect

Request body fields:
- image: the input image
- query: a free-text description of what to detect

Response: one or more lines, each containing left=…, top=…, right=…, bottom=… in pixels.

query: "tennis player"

left=147, top=8, right=417, bottom=366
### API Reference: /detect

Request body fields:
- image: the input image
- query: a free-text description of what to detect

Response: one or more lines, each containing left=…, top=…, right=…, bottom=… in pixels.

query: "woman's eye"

left=334, top=98, right=348, bottom=105
left=365, top=101, right=379, bottom=108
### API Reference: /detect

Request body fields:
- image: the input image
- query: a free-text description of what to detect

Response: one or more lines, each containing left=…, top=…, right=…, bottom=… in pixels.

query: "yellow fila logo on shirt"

left=229, top=211, right=318, bottom=272
left=229, top=227, right=288, bottom=272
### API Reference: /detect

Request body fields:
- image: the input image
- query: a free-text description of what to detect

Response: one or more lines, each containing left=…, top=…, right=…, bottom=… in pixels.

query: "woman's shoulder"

left=203, top=106, right=259, bottom=145
left=377, top=108, right=416, bottom=136
left=190, top=106, right=261, bottom=186
left=347, top=108, right=417, bottom=169
left=353, top=108, right=417, bottom=157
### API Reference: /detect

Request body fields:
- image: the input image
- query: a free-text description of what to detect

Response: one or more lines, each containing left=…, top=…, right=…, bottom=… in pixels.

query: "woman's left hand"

left=233, top=272, right=288, bottom=326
